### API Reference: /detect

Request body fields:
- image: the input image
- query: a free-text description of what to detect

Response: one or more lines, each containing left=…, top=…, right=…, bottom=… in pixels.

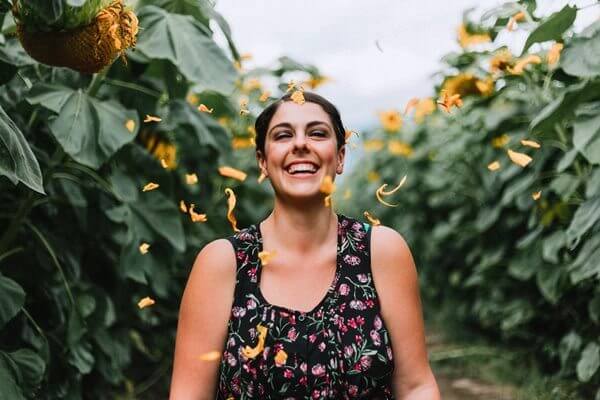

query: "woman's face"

left=257, top=101, right=345, bottom=203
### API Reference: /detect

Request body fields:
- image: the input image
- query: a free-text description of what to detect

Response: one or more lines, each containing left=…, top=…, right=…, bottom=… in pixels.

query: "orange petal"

left=259, top=90, right=271, bottom=102
left=363, top=211, right=381, bottom=226
left=224, top=188, right=240, bottom=232
left=291, top=90, right=305, bottom=105
left=142, top=182, right=159, bottom=192
left=160, top=158, right=168, bottom=169
left=319, top=175, right=336, bottom=195
left=198, top=351, right=221, bottom=361
left=547, top=42, right=564, bottom=66
left=274, top=349, right=288, bottom=367
left=186, top=173, right=199, bottom=185
left=324, top=194, right=333, bottom=208
left=219, top=166, right=247, bottom=182
left=143, top=114, right=162, bottom=123
left=520, top=139, right=540, bottom=149
left=404, top=98, right=419, bottom=115
left=197, top=104, right=214, bottom=113
left=188, top=204, right=207, bottom=223
left=258, top=250, right=276, bottom=266
left=179, top=200, right=188, bottom=213
left=242, top=324, right=267, bottom=359
left=139, top=242, right=150, bottom=254
left=125, top=119, right=136, bottom=133
left=507, top=149, right=532, bottom=167
left=532, top=190, right=541, bottom=200
left=137, top=296, right=155, bottom=309
left=487, top=161, right=501, bottom=171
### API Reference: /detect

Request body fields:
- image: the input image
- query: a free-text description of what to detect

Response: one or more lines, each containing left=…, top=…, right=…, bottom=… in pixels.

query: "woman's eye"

left=312, top=131, right=326, bottom=136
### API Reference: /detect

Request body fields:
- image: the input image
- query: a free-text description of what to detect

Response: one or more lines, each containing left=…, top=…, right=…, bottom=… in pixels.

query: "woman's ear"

left=336, top=146, right=345, bottom=174
left=256, top=150, right=268, bottom=177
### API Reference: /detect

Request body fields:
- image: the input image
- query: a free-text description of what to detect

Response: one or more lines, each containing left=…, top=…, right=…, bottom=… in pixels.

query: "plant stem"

left=86, top=67, right=110, bottom=97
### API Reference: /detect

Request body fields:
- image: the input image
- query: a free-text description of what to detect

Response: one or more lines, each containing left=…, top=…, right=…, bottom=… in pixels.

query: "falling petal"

left=375, top=176, right=406, bottom=208
left=487, top=161, right=501, bottom=171
left=257, top=171, right=267, bottom=184
left=139, top=242, right=150, bottom=254
left=137, top=296, right=155, bottom=309
left=258, top=250, right=276, bottom=266
left=364, top=211, right=381, bottom=226
left=198, top=104, right=214, bottom=113
left=144, top=115, right=162, bottom=123
left=179, top=200, right=188, bottom=213
left=189, top=204, right=207, bottom=223
left=319, top=175, right=336, bottom=195
left=219, top=166, right=247, bottom=182
left=160, top=158, right=168, bottom=169
left=508, top=55, right=541, bottom=75
left=521, top=139, right=540, bottom=149
left=404, top=98, right=419, bottom=115
left=547, top=42, right=564, bottom=66
left=286, top=80, right=297, bottom=93
left=507, top=149, right=533, bottom=167
left=259, top=90, right=271, bottom=102
left=232, top=137, right=255, bottom=149
left=224, top=188, right=240, bottom=232
left=324, top=194, right=333, bottom=208
left=274, top=349, right=288, bottom=367
left=186, top=173, right=199, bottom=185
left=198, top=351, right=221, bottom=361
left=239, top=108, right=250, bottom=116
left=532, top=190, right=542, bottom=200
left=142, top=182, right=159, bottom=192
left=242, top=324, right=268, bottom=359
left=291, top=90, right=305, bottom=105
left=125, top=119, right=136, bottom=133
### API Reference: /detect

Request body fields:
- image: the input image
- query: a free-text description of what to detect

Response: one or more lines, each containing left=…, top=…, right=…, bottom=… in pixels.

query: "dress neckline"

left=253, top=213, right=344, bottom=315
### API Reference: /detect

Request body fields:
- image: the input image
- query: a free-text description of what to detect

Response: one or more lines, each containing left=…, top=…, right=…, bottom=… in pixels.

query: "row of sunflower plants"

left=339, top=1, right=600, bottom=397
left=0, top=0, right=326, bottom=397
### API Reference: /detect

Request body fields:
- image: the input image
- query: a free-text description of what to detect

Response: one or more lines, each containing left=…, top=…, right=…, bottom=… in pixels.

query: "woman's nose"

left=292, top=132, right=309, bottom=150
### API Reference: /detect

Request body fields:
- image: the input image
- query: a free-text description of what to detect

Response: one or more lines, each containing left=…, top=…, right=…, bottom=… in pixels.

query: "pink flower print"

left=338, top=303, right=347, bottom=313
left=312, top=389, right=321, bottom=399
left=343, top=254, right=361, bottom=266
left=273, top=342, right=283, bottom=353
left=370, top=330, right=381, bottom=346
left=342, top=219, right=349, bottom=227
left=374, top=315, right=383, bottom=330
left=299, top=375, right=308, bottom=386
left=344, top=345, right=354, bottom=357
left=318, top=342, right=326, bottom=352
left=365, top=299, right=375, bottom=308
left=284, top=369, right=293, bottom=379
left=227, top=337, right=236, bottom=347
left=311, top=364, right=326, bottom=377
left=239, top=232, right=253, bottom=241
left=357, top=243, right=366, bottom=251
left=236, top=250, right=245, bottom=260
left=300, top=362, right=307, bottom=373
left=387, top=346, right=394, bottom=360
left=348, top=385, right=359, bottom=396
left=357, top=273, right=368, bottom=283
left=355, top=334, right=363, bottom=344
left=246, top=299, right=257, bottom=309
left=339, top=283, right=350, bottom=296
left=225, top=351, right=237, bottom=367
left=352, top=221, right=362, bottom=231
left=347, top=318, right=358, bottom=329
left=247, top=266, right=257, bottom=279
left=287, top=327, right=298, bottom=341
left=232, top=306, right=246, bottom=318
left=355, top=315, right=365, bottom=327
left=349, top=300, right=366, bottom=310
left=359, top=355, right=372, bottom=371
left=308, top=333, right=317, bottom=343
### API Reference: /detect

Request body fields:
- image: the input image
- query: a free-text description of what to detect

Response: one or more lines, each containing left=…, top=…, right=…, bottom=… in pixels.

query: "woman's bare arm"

left=170, top=239, right=237, bottom=400
left=371, top=226, right=441, bottom=400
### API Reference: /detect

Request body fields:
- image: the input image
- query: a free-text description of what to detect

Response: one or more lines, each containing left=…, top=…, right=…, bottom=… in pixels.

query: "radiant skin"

left=169, top=101, right=440, bottom=399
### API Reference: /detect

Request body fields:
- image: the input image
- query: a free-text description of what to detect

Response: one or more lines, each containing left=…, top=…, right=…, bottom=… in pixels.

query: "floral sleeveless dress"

left=217, top=213, right=395, bottom=399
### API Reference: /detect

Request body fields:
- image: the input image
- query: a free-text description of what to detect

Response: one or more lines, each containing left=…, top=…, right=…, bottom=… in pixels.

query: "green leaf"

left=26, top=83, right=75, bottom=114
left=542, top=230, right=566, bottom=264
left=566, top=195, right=600, bottom=249
left=589, top=291, right=600, bottom=324
left=568, top=232, right=600, bottom=284
left=0, top=105, right=45, bottom=194
left=0, top=273, right=25, bottom=328
left=0, top=354, right=24, bottom=400
left=530, top=79, right=600, bottom=133
left=561, top=20, right=600, bottom=78
left=559, top=331, right=582, bottom=368
left=536, top=265, right=562, bottom=304
left=576, top=342, right=600, bottom=382
left=6, top=349, right=45, bottom=396
left=48, top=90, right=139, bottom=169
left=135, top=6, right=237, bottom=94
left=521, top=5, right=577, bottom=56
left=573, top=108, right=600, bottom=165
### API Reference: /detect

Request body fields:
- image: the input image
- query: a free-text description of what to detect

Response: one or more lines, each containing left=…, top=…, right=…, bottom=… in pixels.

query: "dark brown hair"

left=254, top=91, right=346, bottom=157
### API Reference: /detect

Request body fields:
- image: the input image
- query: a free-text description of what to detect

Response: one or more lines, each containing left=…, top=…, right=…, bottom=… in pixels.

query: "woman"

left=170, top=91, right=440, bottom=399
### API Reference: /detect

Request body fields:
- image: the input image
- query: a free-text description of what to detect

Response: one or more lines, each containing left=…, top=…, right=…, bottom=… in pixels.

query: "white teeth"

left=287, top=163, right=318, bottom=174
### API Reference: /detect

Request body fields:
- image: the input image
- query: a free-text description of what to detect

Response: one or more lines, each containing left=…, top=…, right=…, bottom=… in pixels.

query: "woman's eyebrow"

left=268, top=120, right=331, bottom=136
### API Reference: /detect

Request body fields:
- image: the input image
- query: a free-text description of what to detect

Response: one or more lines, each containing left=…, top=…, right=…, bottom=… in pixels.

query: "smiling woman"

left=170, top=92, right=440, bottom=399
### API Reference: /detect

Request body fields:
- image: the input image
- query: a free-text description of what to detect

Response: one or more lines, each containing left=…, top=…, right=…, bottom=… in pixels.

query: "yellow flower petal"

left=179, top=200, right=188, bottom=213
left=324, top=194, right=333, bottom=208
left=487, top=161, right=501, bottom=171
left=224, top=188, right=240, bottom=232
left=508, top=55, right=541, bottom=75
left=258, top=250, right=276, bottom=266
left=198, top=351, right=221, bottom=361
left=242, top=324, right=268, bottom=359
left=532, top=190, right=542, bottom=200
left=507, top=149, right=533, bottom=167
left=142, top=182, right=159, bottom=192
left=547, top=42, right=564, bottom=66
left=160, top=158, right=168, bottom=169
left=378, top=110, right=402, bottom=133
left=319, top=175, right=336, bottom=195
left=232, top=137, right=255, bottom=150
left=363, top=139, right=384, bottom=152
left=186, top=93, right=199, bottom=106
left=491, top=134, right=510, bottom=148
left=139, top=242, right=150, bottom=254
left=186, top=173, right=198, bottom=185
left=291, top=90, right=305, bottom=105
left=197, top=104, right=214, bottom=113
left=520, top=139, right=540, bottom=149
left=219, top=166, right=247, bottom=182
left=274, top=349, right=288, bottom=367
left=457, top=23, right=491, bottom=48
left=259, top=90, right=271, bottom=102
left=404, top=98, right=419, bottom=116
left=437, top=90, right=463, bottom=113
left=189, top=204, right=207, bottom=223
left=375, top=176, right=407, bottom=208
left=388, top=140, right=413, bottom=156
left=137, top=296, right=155, bottom=309
left=125, top=119, right=136, bottom=133
left=143, top=115, right=162, bottom=123
left=363, top=211, right=381, bottom=226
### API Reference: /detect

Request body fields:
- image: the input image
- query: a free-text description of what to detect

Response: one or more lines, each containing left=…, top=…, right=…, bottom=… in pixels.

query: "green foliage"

left=14, top=0, right=113, bottom=32
left=0, top=1, right=324, bottom=398
left=342, top=1, right=600, bottom=396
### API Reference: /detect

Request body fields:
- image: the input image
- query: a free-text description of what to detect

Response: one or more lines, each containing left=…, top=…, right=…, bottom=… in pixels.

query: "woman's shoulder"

left=370, top=223, right=415, bottom=273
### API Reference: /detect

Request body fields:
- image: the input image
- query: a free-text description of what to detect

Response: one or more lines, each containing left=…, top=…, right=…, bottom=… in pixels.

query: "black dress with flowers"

left=216, top=212, right=395, bottom=399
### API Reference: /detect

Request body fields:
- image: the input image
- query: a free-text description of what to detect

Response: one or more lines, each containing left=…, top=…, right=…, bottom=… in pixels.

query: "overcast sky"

left=212, top=0, right=599, bottom=177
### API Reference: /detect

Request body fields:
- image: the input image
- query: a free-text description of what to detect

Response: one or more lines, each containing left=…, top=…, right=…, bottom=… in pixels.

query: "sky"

left=211, top=0, right=600, bottom=178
